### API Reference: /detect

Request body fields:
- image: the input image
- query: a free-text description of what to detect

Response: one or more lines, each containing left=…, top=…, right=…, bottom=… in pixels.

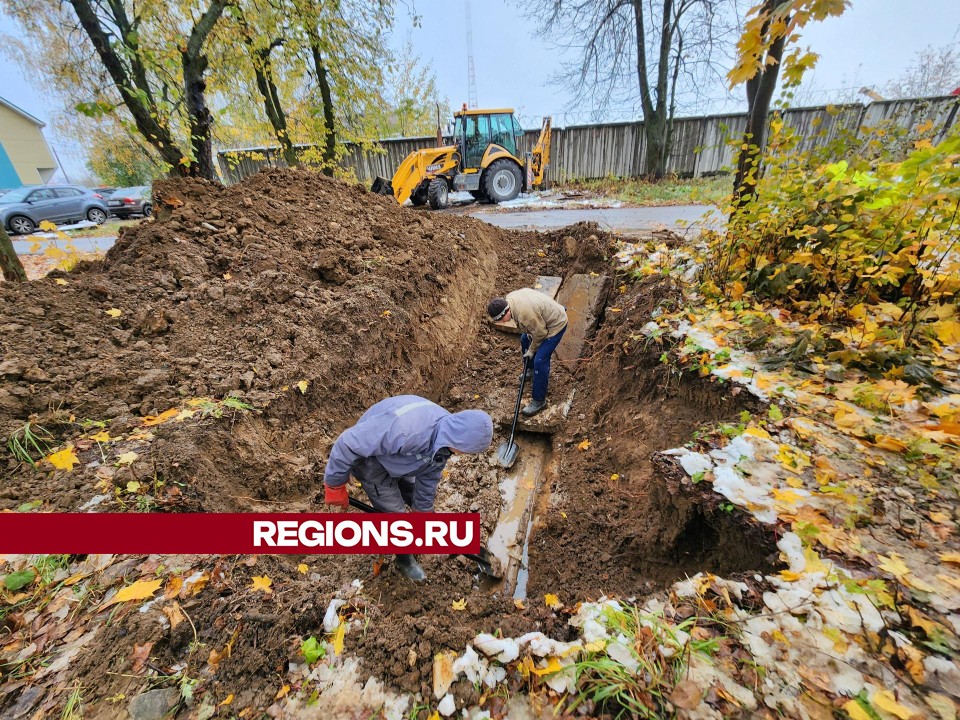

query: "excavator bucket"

left=370, top=177, right=393, bottom=196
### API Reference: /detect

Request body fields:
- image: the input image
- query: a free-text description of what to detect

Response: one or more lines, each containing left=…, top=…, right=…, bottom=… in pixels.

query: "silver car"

left=107, top=186, right=152, bottom=219
left=0, top=184, right=110, bottom=235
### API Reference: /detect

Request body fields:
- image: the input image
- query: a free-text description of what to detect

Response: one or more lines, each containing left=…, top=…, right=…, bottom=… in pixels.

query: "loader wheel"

left=469, top=190, right=488, bottom=203
left=483, top=159, right=522, bottom=203
left=411, top=186, right=428, bottom=206
left=427, top=178, right=449, bottom=209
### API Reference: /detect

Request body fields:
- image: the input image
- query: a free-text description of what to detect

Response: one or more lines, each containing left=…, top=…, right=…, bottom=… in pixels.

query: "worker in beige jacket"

left=487, top=289, right=568, bottom=416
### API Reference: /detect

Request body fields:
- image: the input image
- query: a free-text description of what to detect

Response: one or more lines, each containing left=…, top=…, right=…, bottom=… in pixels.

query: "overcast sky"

left=0, top=0, right=957, bottom=181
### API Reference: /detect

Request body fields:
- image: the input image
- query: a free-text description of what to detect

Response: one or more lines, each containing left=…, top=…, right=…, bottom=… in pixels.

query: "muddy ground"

left=0, top=170, right=775, bottom=717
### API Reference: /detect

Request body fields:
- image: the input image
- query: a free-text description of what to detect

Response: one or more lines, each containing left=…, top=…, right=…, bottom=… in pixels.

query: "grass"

left=561, top=174, right=730, bottom=206
left=7, top=422, right=54, bottom=467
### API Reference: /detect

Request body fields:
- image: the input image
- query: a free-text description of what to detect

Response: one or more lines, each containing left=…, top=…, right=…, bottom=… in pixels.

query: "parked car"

left=0, top=184, right=109, bottom=235
left=93, top=186, right=116, bottom=199
left=107, top=186, right=152, bottom=219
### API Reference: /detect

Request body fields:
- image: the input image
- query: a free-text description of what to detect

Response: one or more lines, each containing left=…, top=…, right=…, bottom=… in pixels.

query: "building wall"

left=0, top=103, right=57, bottom=187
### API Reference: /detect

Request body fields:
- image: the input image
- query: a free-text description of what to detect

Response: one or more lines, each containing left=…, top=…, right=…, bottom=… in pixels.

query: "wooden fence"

left=216, top=95, right=960, bottom=185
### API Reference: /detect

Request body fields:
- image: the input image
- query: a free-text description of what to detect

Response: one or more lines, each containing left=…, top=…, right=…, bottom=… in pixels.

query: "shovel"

left=347, top=497, right=501, bottom=578
left=496, top=356, right=529, bottom=469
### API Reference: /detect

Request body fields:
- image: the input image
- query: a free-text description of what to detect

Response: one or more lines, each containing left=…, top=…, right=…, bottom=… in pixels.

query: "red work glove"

left=324, top=484, right=349, bottom=510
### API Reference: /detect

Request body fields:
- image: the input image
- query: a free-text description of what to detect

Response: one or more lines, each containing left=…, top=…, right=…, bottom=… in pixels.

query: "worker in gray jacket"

left=323, top=395, right=493, bottom=581
left=487, top=288, right=568, bottom=417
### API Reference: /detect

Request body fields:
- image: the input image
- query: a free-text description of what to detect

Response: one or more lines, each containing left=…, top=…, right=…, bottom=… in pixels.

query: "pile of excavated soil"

left=0, top=177, right=775, bottom=719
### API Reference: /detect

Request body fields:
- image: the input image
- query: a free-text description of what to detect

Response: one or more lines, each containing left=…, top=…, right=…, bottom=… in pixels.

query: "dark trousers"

left=520, top=325, right=566, bottom=402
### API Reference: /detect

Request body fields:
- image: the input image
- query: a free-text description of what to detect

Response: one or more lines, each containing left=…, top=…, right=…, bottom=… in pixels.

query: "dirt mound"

left=0, top=169, right=545, bottom=511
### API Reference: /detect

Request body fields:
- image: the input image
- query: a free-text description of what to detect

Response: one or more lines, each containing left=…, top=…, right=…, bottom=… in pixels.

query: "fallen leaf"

left=46, top=447, right=79, bottom=471
left=104, top=578, right=163, bottom=607
left=126, top=481, right=141, bottom=494
left=873, top=435, right=908, bottom=453
left=223, top=273, right=232, bottom=280
left=105, top=308, right=123, bottom=318
left=188, top=573, right=210, bottom=596
left=451, top=598, right=467, bottom=611
left=208, top=647, right=225, bottom=668
left=219, top=695, right=234, bottom=707
left=610, top=473, right=620, bottom=481
left=116, top=451, right=138, bottom=466
left=162, top=602, right=185, bottom=630
left=54, top=278, right=68, bottom=285
left=297, top=563, right=308, bottom=574
left=89, top=431, right=112, bottom=443
left=544, top=594, right=562, bottom=609
left=842, top=699, right=874, bottom=720
left=275, top=685, right=290, bottom=700
left=433, top=651, right=456, bottom=699
left=131, top=642, right=153, bottom=672
left=331, top=621, right=345, bottom=655
left=296, top=380, right=309, bottom=394
left=514, top=598, right=526, bottom=610
left=165, top=577, right=183, bottom=598
left=532, top=657, right=564, bottom=676
left=250, top=576, right=273, bottom=593
left=941, top=553, right=960, bottom=566
left=143, top=408, right=179, bottom=426
left=871, top=690, right=914, bottom=720
left=576, top=439, right=591, bottom=451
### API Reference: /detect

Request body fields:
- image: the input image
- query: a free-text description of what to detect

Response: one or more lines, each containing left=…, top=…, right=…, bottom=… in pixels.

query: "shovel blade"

left=496, top=440, right=519, bottom=469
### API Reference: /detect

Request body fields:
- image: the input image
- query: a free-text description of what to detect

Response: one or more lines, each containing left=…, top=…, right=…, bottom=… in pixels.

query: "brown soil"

left=0, top=172, right=774, bottom=718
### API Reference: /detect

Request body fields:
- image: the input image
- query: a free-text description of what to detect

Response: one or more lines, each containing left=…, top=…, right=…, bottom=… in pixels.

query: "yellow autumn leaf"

left=878, top=553, right=910, bottom=580
left=250, top=576, right=273, bottom=593
left=331, top=620, right=345, bottom=655
left=871, top=690, right=914, bottom=720
left=274, top=685, right=290, bottom=700
left=451, top=598, right=467, bottom=611
left=941, top=553, right=960, bottom=566
left=514, top=598, right=526, bottom=610
left=544, top=594, right=562, bottom=609
left=576, top=439, right=591, bottom=451
left=54, top=278, right=68, bottom=285
left=104, top=578, right=163, bottom=607
left=771, top=487, right=804, bottom=505
left=297, top=563, right=308, bottom=574
left=46, top=446, right=79, bottom=471
left=89, top=431, right=112, bottom=443
left=744, top=426, right=771, bottom=440
left=296, top=380, right=309, bottom=394
left=105, top=308, right=123, bottom=318
left=428, top=713, right=440, bottom=720
left=873, top=435, right=908, bottom=453
left=219, top=694, right=234, bottom=707
left=116, top=451, right=138, bottom=466
left=931, top=319, right=960, bottom=345
left=610, top=473, right=620, bottom=481
left=143, top=408, right=179, bottom=426
left=842, top=699, right=874, bottom=720
left=532, top=657, right=564, bottom=676
left=223, top=273, right=232, bottom=280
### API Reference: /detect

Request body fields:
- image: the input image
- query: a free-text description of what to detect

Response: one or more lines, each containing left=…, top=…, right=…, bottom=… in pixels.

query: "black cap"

left=487, top=297, right=509, bottom=321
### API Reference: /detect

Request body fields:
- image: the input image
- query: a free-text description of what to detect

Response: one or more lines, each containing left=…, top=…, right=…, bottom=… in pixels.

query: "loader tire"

left=411, top=186, right=428, bottom=206
left=469, top=190, right=488, bottom=203
left=427, top=178, right=449, bottom=210
left=483, top=159, right=522, bottom=203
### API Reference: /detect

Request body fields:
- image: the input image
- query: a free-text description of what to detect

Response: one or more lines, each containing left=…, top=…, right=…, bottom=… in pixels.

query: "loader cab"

left=453, top=108, right=524, bottom=169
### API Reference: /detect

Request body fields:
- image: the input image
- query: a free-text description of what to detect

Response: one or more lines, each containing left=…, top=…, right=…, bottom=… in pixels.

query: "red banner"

left=0, top=513, right=481, bottom=554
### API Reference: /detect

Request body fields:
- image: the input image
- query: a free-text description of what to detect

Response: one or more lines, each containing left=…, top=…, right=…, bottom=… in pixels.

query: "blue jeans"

left=520, top=325, right=566, bottom=402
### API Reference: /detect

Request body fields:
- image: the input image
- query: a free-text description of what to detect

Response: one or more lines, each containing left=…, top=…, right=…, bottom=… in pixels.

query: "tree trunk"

left=731, top=0, right=790, bottom=209
left=253, top=50, right=298, bottom=168
left=310, top=41, right=337, bottom=175
left=633, top=0, right=675, bottom=180
left=183, top=51, right=215, bottom=179
left=1, top=225, right=27, bottom=282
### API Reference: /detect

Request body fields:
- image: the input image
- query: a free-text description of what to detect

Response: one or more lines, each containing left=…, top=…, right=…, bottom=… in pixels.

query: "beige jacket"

left=506, top=288, right=568, bottom=352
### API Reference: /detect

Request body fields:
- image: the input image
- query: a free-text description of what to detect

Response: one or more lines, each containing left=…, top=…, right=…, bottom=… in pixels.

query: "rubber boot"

left=522, top=399, right=547, bottom=417
left=394, top=554, right=426, bottom=581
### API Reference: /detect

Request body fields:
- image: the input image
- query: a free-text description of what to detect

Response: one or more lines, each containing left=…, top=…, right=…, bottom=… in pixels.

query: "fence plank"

left=216, top=96, right=960, bottom=185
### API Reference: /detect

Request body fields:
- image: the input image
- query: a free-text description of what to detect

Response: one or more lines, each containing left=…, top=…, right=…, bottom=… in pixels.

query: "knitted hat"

left=487, top=297, right=509, bottom=321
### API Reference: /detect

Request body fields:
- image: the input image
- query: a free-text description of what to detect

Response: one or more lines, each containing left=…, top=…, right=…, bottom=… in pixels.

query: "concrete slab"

left=555, top=273, right=611, bottom=369
left=492, top=276, right=562, bottom=334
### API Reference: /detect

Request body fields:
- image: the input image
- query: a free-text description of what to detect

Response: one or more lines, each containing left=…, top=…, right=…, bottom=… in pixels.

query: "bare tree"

left=524, top=0, right=741, bottom=179
left=884, top=37, right=960, bottom=99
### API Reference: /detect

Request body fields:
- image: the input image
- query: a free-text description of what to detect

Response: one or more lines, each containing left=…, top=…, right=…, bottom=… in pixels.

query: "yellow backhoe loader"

left=371, top=106, right=551, bottom=210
